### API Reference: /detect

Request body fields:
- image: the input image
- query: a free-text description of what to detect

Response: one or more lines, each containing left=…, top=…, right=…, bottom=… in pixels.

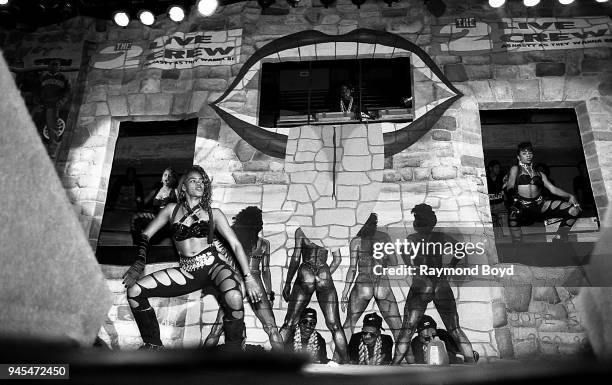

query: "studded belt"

left=179, top=247, right=217, bottom=272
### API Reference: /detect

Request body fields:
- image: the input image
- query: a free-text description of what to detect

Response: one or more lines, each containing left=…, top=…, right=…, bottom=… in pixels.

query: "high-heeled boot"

left=222, top=318, right=245, bottom=351
left=132, top=307, right=163, bottom=348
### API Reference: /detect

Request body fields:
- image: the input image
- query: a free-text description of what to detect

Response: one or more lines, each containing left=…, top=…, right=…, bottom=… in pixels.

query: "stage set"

left=2, top=0, right=612, bottom=376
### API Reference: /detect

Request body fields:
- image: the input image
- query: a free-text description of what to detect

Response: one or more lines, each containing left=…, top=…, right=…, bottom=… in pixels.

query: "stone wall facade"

left=4, top=0, right=611, bottom=360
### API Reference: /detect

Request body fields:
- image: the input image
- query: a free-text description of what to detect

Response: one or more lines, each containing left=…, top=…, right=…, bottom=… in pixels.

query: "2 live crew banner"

left=92, top=29, right=242, bottom=70
left=432, top=16, right=612, bottom=55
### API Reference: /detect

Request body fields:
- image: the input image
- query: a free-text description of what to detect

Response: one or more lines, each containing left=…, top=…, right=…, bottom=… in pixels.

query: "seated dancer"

left=286, top=308, right=328, bottom=364
left=506, top=142, right=581, bottom=242
left=204, top=206, right=283, bottom=351
left=122, top=165, right=262, bottom=349
left=348, top=313, right=393, bottom=365
left=392, top=204, right=476, bottom=364
left=107, top=167, right=144, bottom=212
left=341, top=213, right=403, bottom=342
left=130, top=167, right=178, bottom=244
left=280, top=228, right=349, bottom=363
left=410, top=315, right=479, bottom=364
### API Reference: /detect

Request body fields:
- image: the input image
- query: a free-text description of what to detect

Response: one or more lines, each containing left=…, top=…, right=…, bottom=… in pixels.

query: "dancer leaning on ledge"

left=122, top=165, right=262, bottom=350
left=506, top=142, right=581, bottom=243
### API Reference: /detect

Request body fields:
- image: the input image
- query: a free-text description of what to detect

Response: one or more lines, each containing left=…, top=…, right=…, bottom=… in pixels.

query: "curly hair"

left=358, top=335, right=382, bottom=365
left=178, top=165, right=212, bottom=210
left=163, top=167, right=179, bottom=189
left=232, top=206, right=263, bottom=255
left=293, top=324, right=319, bottom=361
left=516, top=141, right=534, bottom=155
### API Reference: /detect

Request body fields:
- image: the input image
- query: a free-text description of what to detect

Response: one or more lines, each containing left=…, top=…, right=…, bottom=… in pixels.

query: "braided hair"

left=358, top=335, right=382, bottom=365
left=293, top=324, right=319, bottom=361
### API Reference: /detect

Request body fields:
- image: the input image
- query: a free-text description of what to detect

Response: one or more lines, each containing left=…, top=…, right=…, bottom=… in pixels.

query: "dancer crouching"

left=122, top=165, right=262, bottom=349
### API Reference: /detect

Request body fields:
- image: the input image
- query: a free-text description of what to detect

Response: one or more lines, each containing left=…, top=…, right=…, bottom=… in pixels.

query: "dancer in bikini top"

left=122, top=165, right=262, bottom=350
left=506, top=141, right=581, bottom=242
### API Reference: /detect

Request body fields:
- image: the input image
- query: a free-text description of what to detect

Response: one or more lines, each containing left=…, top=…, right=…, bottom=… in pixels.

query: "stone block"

left=140, top=78, right=160, bottom=93
left=599, top=79, right=612, bottom=95
left=513, top=338, right=539, bottom=358
left=189, top=91, right=209, bottom=114
left=532, top=287, right=561, bottom=304
left=431, top=166, right=457, bottom=180
left=460, top=155, right=483, bottom=168
left=504, top=285, right=532, bottom=312
left=172, top=93, right=190, bottom=116
left=465, top=65, right=492, bottom=80
left=582, top=59, right=612, bottom=73
left=491, top=52, right=527, bottom=65
left=540, top=77, right=566, bottom=102
left=195, top=79, right=228, bottom=92
left=432, top=130, right=451, bottom=141
left=435, top=116, right=458, bottom=131
left=535, top=63, right=565, bottom=77
left=444, top=64, right=468, bottom=82
left=413, top=167, right=430, bottom=181
left=509, top=79, right=540, bottom=103
left=492, top=301, right=507, bottom=328
left=399, top=167, right=413, bottom=181
left=494, top=327, right=514, bottom=359
left=127, top=94, right=145, bottom=115
left=537, top=319, right=569, bottom=332
left=162, top=69, right=180, bottom=80
left=107, top=95, right=128, bottom=116
left=145, top=94, right=172, bottom=115
left=383, top=170, right=401, bottom=182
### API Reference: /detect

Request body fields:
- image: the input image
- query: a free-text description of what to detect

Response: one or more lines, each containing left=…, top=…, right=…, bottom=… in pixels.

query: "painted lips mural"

left=211, top=29, right=462, bottom=249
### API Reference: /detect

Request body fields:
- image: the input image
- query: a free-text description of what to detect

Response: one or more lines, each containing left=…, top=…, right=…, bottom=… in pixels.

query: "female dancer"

left=392, top=204, right=475, bottom=364
left=280, top=228, right=349, bottom=363
left=122, top=165, right=262, bottom=349
left=204, top=206, right=283, bottom=351
left=506, top=142, right=581, bottom=242
left=340, top=213, right=403, bottom=342
left=130, top=167, right=178, bottom=244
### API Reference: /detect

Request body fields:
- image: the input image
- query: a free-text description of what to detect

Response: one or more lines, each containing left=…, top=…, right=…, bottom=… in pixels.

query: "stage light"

left=197, top=0, right=218, bottom=16
left=558, top=0, right=574, bottom=4
left=258, top=0, right=275, bottom=9
left=320, top=0, right=335, bottom=7
left=523, top=0, right=540, bottom=6
left=351, top=0, right=366, bottom=9
left=168, top=5, right=185, bottom=22
left=113, top=10, right=130, bottom=27
left=0, top=0, right=9, bottom=6
left=596, top=0, right=609, bottom=3
left=138, top=10, right=154, bottom=25
left=60, top=1, right=76, bottom=17
left=488, top=0, right=505, bottom=7
left=424, top=0, right=446, bottom=17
